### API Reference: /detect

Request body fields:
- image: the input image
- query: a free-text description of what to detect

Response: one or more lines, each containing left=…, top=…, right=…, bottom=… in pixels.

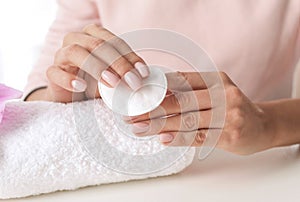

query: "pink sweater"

left=25, top=0, right=300, bottom=101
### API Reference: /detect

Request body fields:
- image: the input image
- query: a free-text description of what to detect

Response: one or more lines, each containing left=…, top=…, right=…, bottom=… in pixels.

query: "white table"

left=5, top=146, right=300, bottom=202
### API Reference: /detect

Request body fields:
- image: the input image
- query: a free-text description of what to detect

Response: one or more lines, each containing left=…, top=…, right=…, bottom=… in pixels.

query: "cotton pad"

left=99, top=66, right=167, bottom=116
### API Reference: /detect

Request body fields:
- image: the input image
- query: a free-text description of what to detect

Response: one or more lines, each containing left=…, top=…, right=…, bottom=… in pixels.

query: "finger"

left=83, top=24, right=149, bottom=78
left=166, top=72, right=207, bottom=91
left=63, top=33, right=129, bottom=77
left=166, top=71, right=226, bottom=92
left=63, top=34, right=122, bottom=88
left=131, top=110, right=217, bottom=136
left=91, top=41, right=143, bottom=89
left=159, top=129, right=222, bottom=147
left=55, top=44, right=109, bottom=81
left=64, top=33, right=143, bottom=90
left=83, top=72, right=101, bottom=99
left=46, top=65, right=87, bottom=92
left=125, top=89, right=211, bottom=123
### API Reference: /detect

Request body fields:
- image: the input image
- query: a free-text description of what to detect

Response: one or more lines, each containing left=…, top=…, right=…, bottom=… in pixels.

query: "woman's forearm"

left=258, top=99, right=300, bottom=148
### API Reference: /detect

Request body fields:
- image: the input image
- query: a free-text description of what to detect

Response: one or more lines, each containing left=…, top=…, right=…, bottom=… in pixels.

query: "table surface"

left=4, top=146, right=300, bottom=202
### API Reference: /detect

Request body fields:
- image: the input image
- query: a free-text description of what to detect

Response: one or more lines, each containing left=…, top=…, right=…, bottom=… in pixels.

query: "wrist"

left=256, top=100, right=300, bottom=148
left=256, top=102, right=280, bottom=149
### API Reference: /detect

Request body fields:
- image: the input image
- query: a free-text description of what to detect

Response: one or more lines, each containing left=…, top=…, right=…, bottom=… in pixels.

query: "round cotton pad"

left=99, top=66, right=167, bottom=116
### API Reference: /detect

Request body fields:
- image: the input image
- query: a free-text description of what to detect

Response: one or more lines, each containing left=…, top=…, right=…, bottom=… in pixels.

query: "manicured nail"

left=131, top=122, right=149, bottom=134
left=159, top=133, right=174, bottom=143
left=71, top=80, right=87, bottom=92
left=101, top=70, right=120, bottom=88
left=124, top=71, right=142, bottom=91
left=135, top=62, right=150, bottom=78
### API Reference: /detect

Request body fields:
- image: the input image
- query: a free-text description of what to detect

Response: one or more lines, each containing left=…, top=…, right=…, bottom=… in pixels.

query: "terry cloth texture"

left=0, top=100, right=195, bottom=199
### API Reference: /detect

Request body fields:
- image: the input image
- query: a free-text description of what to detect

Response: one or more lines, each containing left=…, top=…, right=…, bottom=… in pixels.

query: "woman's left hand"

left=125, top=71, right=275, bottom=155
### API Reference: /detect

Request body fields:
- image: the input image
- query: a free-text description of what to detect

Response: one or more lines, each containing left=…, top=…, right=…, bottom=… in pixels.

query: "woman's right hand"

left=38, top=24, right=149, bottom=102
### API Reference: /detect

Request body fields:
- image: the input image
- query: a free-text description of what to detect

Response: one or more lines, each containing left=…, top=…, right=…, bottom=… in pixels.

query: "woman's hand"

left=44, top=24, right=149, bottom=102
left=125, top=72, right=276, bottom=155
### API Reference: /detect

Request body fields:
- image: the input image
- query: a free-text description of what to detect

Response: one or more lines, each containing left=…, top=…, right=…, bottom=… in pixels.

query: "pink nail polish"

left=101, top=70, right=120, bottom=88
left=131, top=122, right=149, bottom=134
left=124, top=71, right=142, bottom=91
left=135, top=62, right=150, bottom=78
left=159, top=133, right=174, bottom=143
left=71, top=80, right=87, bottom=92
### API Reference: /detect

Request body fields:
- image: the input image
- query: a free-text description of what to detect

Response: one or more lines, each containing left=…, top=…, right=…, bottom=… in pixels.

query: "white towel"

left=0, top=100, right=195, bottom=199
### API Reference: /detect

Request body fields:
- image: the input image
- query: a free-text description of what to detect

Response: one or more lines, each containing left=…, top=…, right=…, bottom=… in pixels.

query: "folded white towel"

left=0, top=100, right=195, bottom=199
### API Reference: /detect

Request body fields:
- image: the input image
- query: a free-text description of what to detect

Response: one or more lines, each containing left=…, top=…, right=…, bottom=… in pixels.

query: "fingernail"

left=159, top=133, right=174, bottom=143
left=131, top=122, right=149, bottom=134
left=124, top=71, right=143, bottom=91
left=135, top=62, right=150, bottom=78
left=71, top=79, right=87, bottom=92
left=101, top=70, right=120, bottom=88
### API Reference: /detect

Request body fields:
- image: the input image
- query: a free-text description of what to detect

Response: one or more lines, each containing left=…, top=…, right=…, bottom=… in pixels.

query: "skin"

left=126, top=72, right=300, bottom=155
left=27, top=24, right=146, bottom=102
left=26, top=25, right=300, bottom=155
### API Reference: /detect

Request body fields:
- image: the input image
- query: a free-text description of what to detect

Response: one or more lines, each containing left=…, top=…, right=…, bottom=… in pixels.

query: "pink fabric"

left=24, top=0, right=300, bottom=101
left=0, top=84, right=22, bottom=123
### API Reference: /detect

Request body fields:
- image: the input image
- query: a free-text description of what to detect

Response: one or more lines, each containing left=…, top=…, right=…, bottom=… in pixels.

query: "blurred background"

left=0, top=0, right=57, bottom=90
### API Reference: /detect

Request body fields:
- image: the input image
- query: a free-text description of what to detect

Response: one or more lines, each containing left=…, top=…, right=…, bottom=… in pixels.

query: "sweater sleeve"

left=23, top=0, right=100, bottom=98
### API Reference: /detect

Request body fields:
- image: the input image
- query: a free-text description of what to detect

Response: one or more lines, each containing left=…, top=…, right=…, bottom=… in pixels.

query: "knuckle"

left=177, top=71, right=190, bottom=84
left=126, top=53, right=142, bottom=64
left=230, top=108, right=243, bottom=119
left=194, top=130, right=206, bottom=145
left=176, top=92, right=190, bottom=108
left=182, top=113, right=198, bottom=130
left=222, top=129, right=241, bottom=148
left=168, top=72, right=193, bottom=91
left=226, top=86, right=242, bottom=100
left=111, top=37, right=126, bottom=47
left=168, top=95, right=180, bottom=109
left=228, top=108, right=244, bottom=127
left=64, top=44, right=80, bottom=58
left=227, top=107, right=244, bottom=125
left=89, top=38, right=105, bottom=51
left=112, top=58, right=130, bottom=74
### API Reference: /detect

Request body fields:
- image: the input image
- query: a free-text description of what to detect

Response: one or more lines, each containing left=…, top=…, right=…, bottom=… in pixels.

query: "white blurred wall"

left=0, top=0, right=57, bottom=90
